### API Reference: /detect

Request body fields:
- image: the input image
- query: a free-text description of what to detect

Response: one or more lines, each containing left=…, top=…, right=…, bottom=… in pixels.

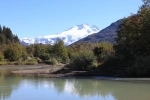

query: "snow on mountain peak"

left=20, top=24, right=100, bottom=45
left=76, top=23, right=89, bottom=30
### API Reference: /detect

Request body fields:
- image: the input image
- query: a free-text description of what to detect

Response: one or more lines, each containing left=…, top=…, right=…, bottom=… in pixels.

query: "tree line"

left=0, top=25, right=19, bottom=44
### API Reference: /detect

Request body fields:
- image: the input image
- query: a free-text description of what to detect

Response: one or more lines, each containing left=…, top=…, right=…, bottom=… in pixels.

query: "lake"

left=0, top=66, right=150, bottom=100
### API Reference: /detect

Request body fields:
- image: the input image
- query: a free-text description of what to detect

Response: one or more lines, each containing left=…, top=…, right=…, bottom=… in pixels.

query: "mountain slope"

left=74, top=19, right=123, bottom=44
left=20, top=24, right=100, bottom=45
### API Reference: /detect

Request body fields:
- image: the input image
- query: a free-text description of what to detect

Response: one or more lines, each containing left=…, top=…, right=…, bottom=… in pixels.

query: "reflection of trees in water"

left=101, top=80, right=150, bottom=100
left=48, top=78, right=150, bottom=100
left=19, top=77, right=150, bottom=100
left=1, top=72, right=150, bottom=100
left=62, top=79, right=150, bottom=100
left=66, top=79, right=113, bottom=98
left=52, top=79, right=66, bottom=93
left=21, top=77, right=66, bottom=94
left=26, top=78, right=114, bottom=99
left=0, top=70, right=22, bottom=99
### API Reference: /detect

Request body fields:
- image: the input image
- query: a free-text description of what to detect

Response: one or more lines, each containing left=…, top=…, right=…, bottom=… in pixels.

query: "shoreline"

left=10, top=66, right=150, bottom=80
left=11, top=69, right=150, bottom=83
left=1, top=64, right=150, bottom=79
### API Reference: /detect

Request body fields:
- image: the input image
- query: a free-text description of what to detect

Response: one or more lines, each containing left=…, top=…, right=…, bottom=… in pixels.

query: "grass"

left=0, top=61, right=7, bottom=65
left=0, top=58, right=38, bottom=66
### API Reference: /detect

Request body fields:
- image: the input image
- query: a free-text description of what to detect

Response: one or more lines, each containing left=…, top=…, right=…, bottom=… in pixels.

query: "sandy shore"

left=10, top=64, right=70, bottom=77
left=7, top=64, right=150, bottom=80
left=10, top=64, right=92, bottom=78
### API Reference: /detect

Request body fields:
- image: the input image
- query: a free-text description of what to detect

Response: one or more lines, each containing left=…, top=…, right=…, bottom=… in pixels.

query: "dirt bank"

left=11, top=64, right=95, bottom=78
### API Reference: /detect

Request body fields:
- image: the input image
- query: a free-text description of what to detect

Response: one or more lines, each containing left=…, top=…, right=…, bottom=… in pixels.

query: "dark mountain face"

left=74, top=19, right=123, bottom=44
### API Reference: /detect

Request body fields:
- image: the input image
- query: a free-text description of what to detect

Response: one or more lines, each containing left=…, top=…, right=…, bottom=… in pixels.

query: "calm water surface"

left=0, top=66, right=150, bottom=100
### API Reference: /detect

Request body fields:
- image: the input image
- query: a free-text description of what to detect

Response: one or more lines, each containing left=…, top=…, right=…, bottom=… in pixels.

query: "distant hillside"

left=74, top=19, right=123, bottom=44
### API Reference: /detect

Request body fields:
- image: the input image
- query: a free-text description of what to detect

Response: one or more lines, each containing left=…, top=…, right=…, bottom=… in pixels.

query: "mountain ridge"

left=74, top=19, right=123, bottom=44
left=20, top=24, right=100, bottom=45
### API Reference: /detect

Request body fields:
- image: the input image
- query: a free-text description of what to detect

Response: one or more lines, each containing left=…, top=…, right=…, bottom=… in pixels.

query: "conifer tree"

left=0, top=25, right=2, bottom=33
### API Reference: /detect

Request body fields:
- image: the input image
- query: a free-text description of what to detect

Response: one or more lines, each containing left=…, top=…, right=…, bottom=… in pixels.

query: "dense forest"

left=0, top=0, right=150, bottom=77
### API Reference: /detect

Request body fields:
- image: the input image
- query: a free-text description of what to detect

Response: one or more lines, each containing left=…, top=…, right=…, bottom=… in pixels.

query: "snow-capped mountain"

left=20, top=23, right=100, bottom=45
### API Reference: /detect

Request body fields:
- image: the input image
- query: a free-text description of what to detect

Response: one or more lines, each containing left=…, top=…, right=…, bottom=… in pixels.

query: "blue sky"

left=0, top=0, right=143, bottom=38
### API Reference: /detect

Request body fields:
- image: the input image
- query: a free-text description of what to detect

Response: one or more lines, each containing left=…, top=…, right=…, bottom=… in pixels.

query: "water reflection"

left=0, top=69, right=150, bottom=100
left=0, top=70, right=21, bottom=100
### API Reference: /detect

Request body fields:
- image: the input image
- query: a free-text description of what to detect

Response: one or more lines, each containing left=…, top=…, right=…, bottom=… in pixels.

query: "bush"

left=4, top=43, right=27, bottom=61
left=0, top=53, right=4, bottom=61
left=25, top=58, right=38, bottom=65
left=44, top=58, right=58, bottom=65
left=39, top=53, right=50, bottom=61
left=69, top=51, right=95, bottom=70
left=0, top=61, right=7, bottom=65
left=125, top=56, right=150, bottom=77
left=25, top=62, right=38, bottom=65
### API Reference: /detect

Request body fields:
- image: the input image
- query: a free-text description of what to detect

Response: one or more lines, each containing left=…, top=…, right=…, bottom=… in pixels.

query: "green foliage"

left=113, top=0, right=150, bottom=77
left=0, top=61, right=7, bottom=65
left=4, top=48, right=19, bottom=61
left=21, top=51, right=28, bottom=61
left=93, top=46, right=103, bottom=66
left=0, top=25, right=2, bottom=33
left=0, top=34, right=6, bottom=44
left=25, top=58, right=38, bottom=65
left=39, top=53, right=50, bottom=61
left=4, top=43, right=26, bottom=61
left=115, top=0, right=150, bottom=60
left=0, top=52, right=4, bottom=61
left=0, top=25, right=27, bottom=63
left=67, top=42, right=114, bottom=70
left=24, top=39, right=69, bottom=64
left=125, top=56, right=150, bottom=77
left=52, top=38, right=68, bottom=63
left=69, top=51, right=95, bottom=70
left=25, top=39, right=69, bottom=64
left=44, top=58, right=58, bottom=65
left=0, top=25, right=20, bottom=44
left=93, top=42, right=114, bottom=66
left=34, top=44, right=47, bottom=57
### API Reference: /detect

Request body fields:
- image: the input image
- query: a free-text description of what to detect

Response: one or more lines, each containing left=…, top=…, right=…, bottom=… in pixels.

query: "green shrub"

left=25, top=62, right=37, bottom=65
left=50, top=58, right=58, bottom=65
left=125, top=56, right=150, bottom=77
left=0, top=61, right=7, bottom=65
left=14, top=61, right=25, bottom=65
left=69, top=51, right=95, bottom=70
left=25, top=58, right=38, bottom=65
left=0, top=53, right=4, bottom=61
left=39, top=53, right=50, bottom=61
left=44, top=58, right=58, bottom=65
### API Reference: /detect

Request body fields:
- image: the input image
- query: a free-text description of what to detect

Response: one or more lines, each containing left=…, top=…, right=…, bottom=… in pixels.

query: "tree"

left=0, top=52, right=4, bottom=61
left=114, top=0, right=150, bottom=60
left=0, top=25, right=2, bottom=33
left=2, top=26, right=6, bottom=34
left=26, top=45, right=35, bottom=56
left=70, top=51, right=95, bottom=70
left=13, top=35, right=20, bottom=43
left=0, top=34, right=5, bottom=44
left=4, top=43, right=26, bottom=61
left=93, top=42, right=114, bottom=66
left=93, top=46, right=103, bottom=66
left=33, top=44, right=47, bottom=57
left=140, top=0, right=150, bottom=9
left=5, top=28, right=14, bottom=43
left=52, top=38, right=68, bottom=63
